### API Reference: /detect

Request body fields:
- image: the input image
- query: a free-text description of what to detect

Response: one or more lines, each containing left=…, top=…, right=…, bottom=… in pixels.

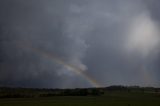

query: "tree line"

left=0, top=86, right=159, bottom=98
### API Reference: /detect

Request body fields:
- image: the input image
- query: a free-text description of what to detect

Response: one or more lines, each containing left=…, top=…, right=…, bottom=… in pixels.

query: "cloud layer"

left=0, top=0, right=160, bottom=88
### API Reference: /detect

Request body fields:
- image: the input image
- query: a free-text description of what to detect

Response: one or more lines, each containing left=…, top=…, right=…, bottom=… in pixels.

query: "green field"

left=0, top=91, right=160, bottom=106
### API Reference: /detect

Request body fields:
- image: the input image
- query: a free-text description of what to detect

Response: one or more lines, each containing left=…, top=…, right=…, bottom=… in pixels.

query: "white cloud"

left=125, top=12, right=160, bottom=56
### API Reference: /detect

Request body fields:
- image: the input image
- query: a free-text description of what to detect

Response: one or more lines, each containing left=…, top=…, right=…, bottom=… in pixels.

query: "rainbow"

left=19, top=44, right=100, bottom=87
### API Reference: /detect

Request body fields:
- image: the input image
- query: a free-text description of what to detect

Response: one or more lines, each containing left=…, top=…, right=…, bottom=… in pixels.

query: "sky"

left=0, top=0, right=160, bottom=88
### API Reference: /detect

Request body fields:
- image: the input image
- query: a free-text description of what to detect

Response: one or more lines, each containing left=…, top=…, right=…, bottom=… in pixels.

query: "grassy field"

left=0, top=91, right=160, bottom=106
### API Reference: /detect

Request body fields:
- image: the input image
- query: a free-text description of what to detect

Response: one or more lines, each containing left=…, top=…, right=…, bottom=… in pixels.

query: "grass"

left=0, top=91, right=160, bottom=106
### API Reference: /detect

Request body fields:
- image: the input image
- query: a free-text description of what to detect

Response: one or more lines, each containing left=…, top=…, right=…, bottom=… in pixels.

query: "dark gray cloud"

left=0, top=0, right=160, bottom=88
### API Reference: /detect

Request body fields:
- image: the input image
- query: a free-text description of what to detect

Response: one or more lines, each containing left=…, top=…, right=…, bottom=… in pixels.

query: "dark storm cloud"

left=145, top=0, right=160, bottom=21
left=0, top=0, right=89, bottom=88
left=83, top=0, right=160, bottom=87
left=0, top=0, right=160, bottom=88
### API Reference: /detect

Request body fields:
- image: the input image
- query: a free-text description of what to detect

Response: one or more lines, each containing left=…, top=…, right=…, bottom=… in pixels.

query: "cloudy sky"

left=0, top=0, right=160, bottom=88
